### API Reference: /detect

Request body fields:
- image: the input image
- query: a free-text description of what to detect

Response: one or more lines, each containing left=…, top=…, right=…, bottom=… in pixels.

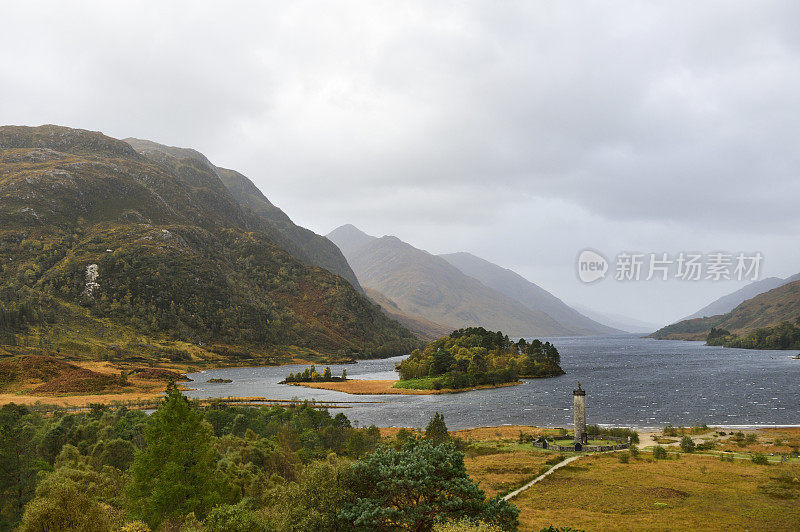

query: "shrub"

left=618, top=452, right=630, bottom=464
left=680, top=436, right=696, bottom=453
left=629, top=444, right=640, bottom=459
left=653, top=446, right=668, bottom=459
left=751, top=453, right=770, bottom=465
left=433, top=519, right=504, bottom=532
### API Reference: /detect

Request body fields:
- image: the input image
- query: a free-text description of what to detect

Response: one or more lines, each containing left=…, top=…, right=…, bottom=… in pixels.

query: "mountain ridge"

left=0, top=124, right=418, bottom=367
left=439, top=251, right=620, bottom=335
left=124, top=138, right=362, bottom=290
left=327, top=225, right=610, bottom=337
left=650, top=279, right=800, bottom=342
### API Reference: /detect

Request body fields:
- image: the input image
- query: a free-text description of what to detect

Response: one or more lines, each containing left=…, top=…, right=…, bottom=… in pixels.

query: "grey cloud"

left=2, top=1, right=799, bottom=322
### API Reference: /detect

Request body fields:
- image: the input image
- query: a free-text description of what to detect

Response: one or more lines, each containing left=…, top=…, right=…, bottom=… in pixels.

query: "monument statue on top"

left=573, top=381, right=587, bottom=445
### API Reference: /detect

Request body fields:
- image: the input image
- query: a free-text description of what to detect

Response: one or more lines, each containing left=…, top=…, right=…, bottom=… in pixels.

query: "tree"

left=0, top=404, right=48, bottom=529
left=267, top=456, right=354, bottom=532
left=341, top=369, right=347, bottom=381
left=679, top=436, right=695, bottom=453
left=431, top=349, right=455, bottom=376
left=653, top=446, right=668, bottom=459
left=18, top=475, right=114, bottom=532
left=425, top=412, right=449, bottom=444
left=340, top=439, right=519, bottom=531
left=125, top=384, right=222, bottom=527
left=322, top=367, right=332, bottom=381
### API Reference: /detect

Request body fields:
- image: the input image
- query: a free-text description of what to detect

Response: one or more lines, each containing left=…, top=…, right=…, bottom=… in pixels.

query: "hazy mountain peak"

left=439, top=251, right=620, bottom=335
left=327, top=224, right=377, bottom=256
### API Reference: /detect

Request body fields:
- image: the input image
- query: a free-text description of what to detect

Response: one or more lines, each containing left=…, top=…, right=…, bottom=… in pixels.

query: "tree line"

left=0, top=386, right=518, bottom=531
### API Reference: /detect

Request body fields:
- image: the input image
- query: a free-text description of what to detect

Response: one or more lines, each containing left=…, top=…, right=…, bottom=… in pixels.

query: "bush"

left=680, top=436, right=695, bottom=453
left=433, top=519, right=504, bottom=532
left=751, top=453, right=770, bottom=465
left=653, top=446, right=668, bottom=459
left=618, top=452, right=630, bottom=464
left=628, top=444, right=639, bottom=459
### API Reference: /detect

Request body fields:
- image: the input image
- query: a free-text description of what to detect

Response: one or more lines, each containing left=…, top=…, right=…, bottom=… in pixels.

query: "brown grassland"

left=511, top=452, right=800, bottom=531
left=288, top=379, right=522, bottom=395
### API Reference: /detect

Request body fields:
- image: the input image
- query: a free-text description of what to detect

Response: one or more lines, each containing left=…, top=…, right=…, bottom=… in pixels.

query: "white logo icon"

left=577, top=250, right=608, bottom=283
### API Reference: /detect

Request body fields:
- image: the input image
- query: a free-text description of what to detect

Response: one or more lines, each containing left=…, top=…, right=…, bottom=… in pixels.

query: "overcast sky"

left=3, top=1, right=799, bottom=326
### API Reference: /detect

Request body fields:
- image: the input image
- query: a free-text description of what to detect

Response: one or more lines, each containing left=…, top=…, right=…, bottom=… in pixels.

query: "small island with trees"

left=395, top=327, right=565, bottom=390
left=281, top=328, right=565, bottom=395
left=281, top=365, right=347, bottom=384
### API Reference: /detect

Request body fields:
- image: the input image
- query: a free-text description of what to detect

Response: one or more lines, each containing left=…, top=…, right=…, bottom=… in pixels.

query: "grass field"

left=447, top=425, right=800, bottom=531
left=506, top=452, right=800, bottom=531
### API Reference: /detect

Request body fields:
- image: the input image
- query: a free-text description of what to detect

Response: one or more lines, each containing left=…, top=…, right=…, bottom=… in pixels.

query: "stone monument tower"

left=573, top=382, right=587, bottom=444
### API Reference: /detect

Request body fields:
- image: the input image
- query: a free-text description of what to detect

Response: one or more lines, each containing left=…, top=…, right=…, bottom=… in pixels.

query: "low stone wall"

left=532, top=438, right=629, bottom=453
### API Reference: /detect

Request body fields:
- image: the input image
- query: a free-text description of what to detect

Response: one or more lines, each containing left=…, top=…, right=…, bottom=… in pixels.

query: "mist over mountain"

left=569, top=304, right=660, bottom=335
left=439, top=252, right=618, bottom=335
left=328, top=225, right=614, bottom=337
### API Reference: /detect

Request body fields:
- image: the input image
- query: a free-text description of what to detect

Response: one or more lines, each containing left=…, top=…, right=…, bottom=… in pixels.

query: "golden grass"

left=465, top=448, right=555, bottom=498
left=509, top=452, right=800, bottom=531
left=289, top=379, right=521, bottom=395
left=0, top=390, right=164, bottom=407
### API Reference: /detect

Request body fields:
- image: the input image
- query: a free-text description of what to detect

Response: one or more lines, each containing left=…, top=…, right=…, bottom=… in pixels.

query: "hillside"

left=440, top=252, right=619, bottom=335
left=650, top=280, right=800, bottom=345
left=680, top=273, right=800, bottom=321
left=0, top=125, right=419, bottom=371
left=124, top=138, right=361, bottom=290
left=364, top=288, right=452, bottom=341
left=327, top=226, right=573, bottom=336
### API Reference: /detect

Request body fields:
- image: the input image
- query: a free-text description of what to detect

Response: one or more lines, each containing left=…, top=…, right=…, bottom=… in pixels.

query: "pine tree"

left=425, top=412, right=449, bottom=444
left=125, top=383, right=221, bottom=527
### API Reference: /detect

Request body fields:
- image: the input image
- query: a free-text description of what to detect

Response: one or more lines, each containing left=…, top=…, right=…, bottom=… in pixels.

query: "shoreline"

left=285, top=378, right=522, bottom=395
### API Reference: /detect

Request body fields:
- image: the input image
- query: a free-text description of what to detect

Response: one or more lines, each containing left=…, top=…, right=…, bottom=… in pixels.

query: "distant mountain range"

left=570, top=304, right=661, bottom=334
left=651, top=279, right=800, bottom=340
left=327, top=225, right=619, bottom=337
left=678, top=273, right=800, bottom=321
left=0, top=125, right=418, bottom=365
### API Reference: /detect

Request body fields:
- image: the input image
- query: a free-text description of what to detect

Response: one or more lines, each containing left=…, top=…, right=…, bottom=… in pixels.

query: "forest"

left=395, top=327, right=565, bottom=390
left=706, top=320, right=800, bottom=349
left=0, top=385, right=519, bottom=532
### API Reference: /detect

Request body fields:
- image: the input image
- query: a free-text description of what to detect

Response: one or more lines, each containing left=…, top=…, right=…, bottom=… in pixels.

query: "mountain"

left=439, top=252, right=619, bottom=335
left=124, top=138, right=361, bottom=290
left=327, top=226, right=581, bottom=337
left=570, top=304, right=660, bottom=334
left=363, top=288, right=451, bottom=341
left=651, top=280, right=800, bottom=341
left=679, top=273, right=800, bottom=321
left=0, top=125, right=419, bottom=366
left=326, top=224, right=378, bottom=257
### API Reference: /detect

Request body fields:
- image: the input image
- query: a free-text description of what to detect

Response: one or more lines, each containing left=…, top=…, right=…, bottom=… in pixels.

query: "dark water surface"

left=184, top=335, right=799, bottom=430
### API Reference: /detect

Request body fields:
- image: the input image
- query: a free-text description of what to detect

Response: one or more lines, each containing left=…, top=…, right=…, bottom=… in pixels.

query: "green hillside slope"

left=0, top=125, right=418, bottom=368
left=650, top=280, right=800, bottom=348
